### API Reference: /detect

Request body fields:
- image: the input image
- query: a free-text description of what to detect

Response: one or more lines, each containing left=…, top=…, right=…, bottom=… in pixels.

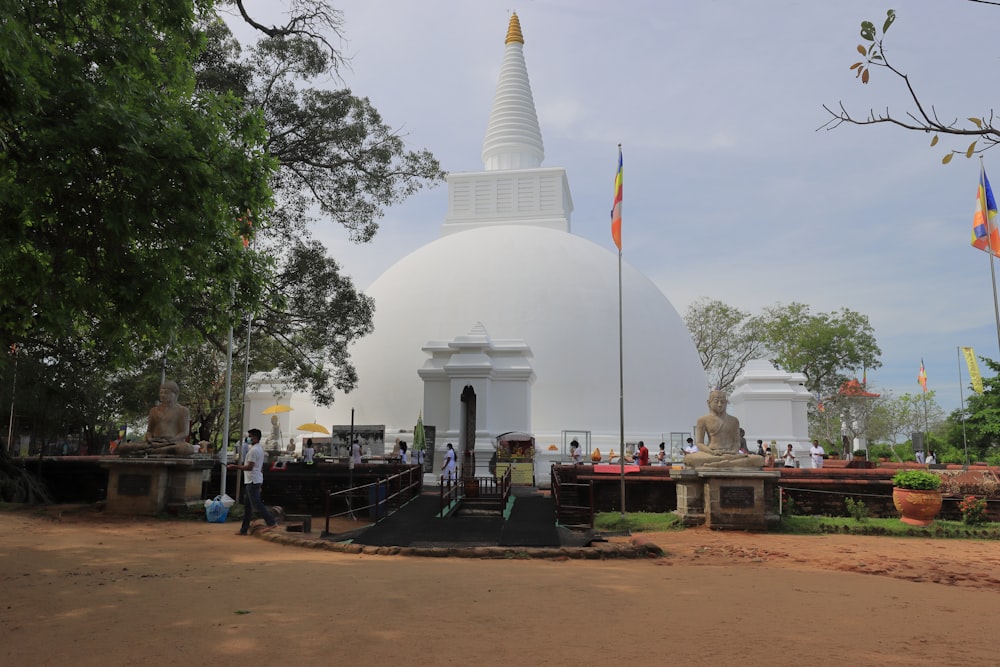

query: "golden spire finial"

left=505, top=12, right=523, bottom=45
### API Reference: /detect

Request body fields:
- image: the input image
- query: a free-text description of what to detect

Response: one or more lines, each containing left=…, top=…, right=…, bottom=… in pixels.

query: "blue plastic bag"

left=205, top=496, right=228, bottom=523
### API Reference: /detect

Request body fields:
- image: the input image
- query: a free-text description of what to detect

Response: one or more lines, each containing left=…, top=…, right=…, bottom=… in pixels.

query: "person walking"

left=441, top=443, right=457, bottom=482
left=809, top=439, right=825, bottom=469
left=228, top=428, right=278, bottom=535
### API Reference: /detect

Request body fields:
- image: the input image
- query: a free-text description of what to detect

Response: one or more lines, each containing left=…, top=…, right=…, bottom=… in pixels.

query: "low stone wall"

left=776, top=465, right=1000, bottom=521
left=554, top=463, right=1000, bottom=521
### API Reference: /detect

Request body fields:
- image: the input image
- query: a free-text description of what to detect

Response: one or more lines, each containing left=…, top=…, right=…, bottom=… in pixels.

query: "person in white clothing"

left=351, top=439, right=362, bottom=465
left=809, top=439, right=825, bottom=468
left=783, top=444, right=796, bottom=468
left=228, top=428, right=277, bottom=535
left=399, top=441, right=409, bottom=464
left=441, top=443, right=457, bottom=482
left=570, top=440, right=583, bottom=464
left=302, top=439, right=315, bottom=464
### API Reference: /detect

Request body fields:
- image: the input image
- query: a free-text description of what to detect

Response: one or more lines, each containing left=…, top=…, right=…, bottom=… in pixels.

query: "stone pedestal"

left=672, top=469, right=780, bottom=531
left=101, top=457, right=216, bottom=515
left=672, top=469, right=706, bottom=526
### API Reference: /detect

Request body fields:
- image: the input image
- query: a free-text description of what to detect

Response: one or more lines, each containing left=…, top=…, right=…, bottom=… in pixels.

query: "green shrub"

left=844, top=497, right=868, bottom=522
left=892, top=469, right=942, bottom=490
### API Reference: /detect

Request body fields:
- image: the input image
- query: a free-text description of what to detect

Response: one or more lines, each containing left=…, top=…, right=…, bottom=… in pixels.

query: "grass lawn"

left=594, top=511, right=1000, bottom=540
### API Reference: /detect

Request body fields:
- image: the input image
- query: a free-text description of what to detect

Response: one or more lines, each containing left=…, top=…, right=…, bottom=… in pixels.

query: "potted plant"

left=891, top=469, right=943, bottom=526
left=852, top=449, right=867, bottom=461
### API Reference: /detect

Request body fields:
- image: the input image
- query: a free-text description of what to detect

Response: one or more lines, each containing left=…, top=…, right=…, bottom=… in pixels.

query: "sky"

left=226, top=0, right=1000, bottom=414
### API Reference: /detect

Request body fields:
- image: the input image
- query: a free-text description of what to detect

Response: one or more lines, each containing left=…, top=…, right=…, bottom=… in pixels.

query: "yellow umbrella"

left=297, top=423, right=330, bottom=434
left=261, top=404, right=293, bottom=415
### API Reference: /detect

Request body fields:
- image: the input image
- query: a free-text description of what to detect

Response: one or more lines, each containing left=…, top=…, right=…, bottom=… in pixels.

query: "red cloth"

left=592, top=464, right=641, bottom=474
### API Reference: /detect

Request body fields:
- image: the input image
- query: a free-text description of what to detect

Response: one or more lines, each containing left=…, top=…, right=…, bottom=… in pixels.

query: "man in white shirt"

left=809, top=439, right=825, bottom=468
left=683, top=437, right=699, bottom=454
left=228, top=428, right=278, bottom=535
left=351, top=439, right=362, bottom=465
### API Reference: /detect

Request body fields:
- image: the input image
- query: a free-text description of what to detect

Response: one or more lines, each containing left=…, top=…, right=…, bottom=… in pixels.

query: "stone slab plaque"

left=720, top=485, right=755, bottom=509
left=118, top=473, right=151, bottom=497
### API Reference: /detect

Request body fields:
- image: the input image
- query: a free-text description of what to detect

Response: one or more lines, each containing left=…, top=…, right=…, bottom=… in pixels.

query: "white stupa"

left=255, top=14, right=708, bottom=477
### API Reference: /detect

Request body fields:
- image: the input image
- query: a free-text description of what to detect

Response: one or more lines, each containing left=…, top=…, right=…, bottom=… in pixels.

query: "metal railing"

left=551, top=466, right=594, bottom=529
left=324, top=465, right=423, bottom=534
left=438, top=465, right=513, bottom=516
left=439, top=474, right=460, bottom=516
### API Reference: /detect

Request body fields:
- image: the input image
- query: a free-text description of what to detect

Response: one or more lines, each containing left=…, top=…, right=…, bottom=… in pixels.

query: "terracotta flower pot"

left=892, top=487, right=942, bottom=526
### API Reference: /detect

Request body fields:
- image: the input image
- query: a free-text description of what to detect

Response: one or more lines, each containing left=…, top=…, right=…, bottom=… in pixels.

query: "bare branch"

left=821, top=12, right=1000, bottom=159
left=231, top=0, right=347, bottom=71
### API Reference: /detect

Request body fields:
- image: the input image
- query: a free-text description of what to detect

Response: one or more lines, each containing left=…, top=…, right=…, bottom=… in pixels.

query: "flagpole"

left=979, top=160, right=1000, bottom=355
left=618, top=245, right=626, bottom=518
left=956, top=347, right=970, bottom=467
left=919, top=359, right=929, bottom=433
left=610, top=144, right=625, bottom=518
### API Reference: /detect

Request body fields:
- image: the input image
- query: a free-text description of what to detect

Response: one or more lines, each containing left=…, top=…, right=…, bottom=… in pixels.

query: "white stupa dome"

left=323, top=223, right=708, bottom=445
left=260, top=13, right=708, bottom=466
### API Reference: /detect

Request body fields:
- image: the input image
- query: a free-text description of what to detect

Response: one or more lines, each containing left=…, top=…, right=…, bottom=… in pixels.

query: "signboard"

left=118, top=474, right=151, bottom=497
left=720, top=486, right=755, bottom=509
left=329, top=425, right=385, bottom=458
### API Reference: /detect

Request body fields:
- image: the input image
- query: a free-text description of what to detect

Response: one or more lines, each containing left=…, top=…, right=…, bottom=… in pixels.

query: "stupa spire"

left=481, top=12, right=544, bottom=170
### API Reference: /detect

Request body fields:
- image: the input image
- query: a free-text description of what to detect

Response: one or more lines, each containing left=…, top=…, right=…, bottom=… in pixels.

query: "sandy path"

left=1, top=509, right=996, bottom=666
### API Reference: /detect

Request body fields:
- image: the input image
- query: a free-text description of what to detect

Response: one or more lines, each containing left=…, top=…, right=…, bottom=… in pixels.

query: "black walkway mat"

left=500, top=494, right=558, bottom=547
left=341, top=490, right=559, bottom=548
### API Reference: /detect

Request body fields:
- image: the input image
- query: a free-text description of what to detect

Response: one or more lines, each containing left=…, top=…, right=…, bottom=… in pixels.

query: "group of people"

left=567, top=439, right=669, bottom=465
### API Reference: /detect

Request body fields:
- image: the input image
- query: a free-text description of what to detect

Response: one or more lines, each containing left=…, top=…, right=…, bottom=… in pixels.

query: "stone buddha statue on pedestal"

left=684, top=390, right=764, bottom=470
left=118, top=381, right=194, bottom=457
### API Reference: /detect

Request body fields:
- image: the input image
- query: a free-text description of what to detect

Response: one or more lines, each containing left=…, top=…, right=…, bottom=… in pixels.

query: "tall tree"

left=758, top=302, right=881, bottom=397
left=2, top=1, right=445, bottom=451
left=1, top=0, right=275, bottom=371
left=865, top=390, right=945, bottom=453
left=683, top=298, right=765, bottom=392
left=190, top=11, right=443, bottom=408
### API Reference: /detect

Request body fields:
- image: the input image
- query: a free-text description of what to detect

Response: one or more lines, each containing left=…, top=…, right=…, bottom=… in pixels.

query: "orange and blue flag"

left=918, top=359, right=928, bottom=393
left=611, top=147, right=622, bottom=251
left=972, top=165, right=1000, bottom=256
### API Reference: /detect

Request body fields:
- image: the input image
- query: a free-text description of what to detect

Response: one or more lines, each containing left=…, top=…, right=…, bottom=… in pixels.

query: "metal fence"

left=323, top=465, right=422, bottom=533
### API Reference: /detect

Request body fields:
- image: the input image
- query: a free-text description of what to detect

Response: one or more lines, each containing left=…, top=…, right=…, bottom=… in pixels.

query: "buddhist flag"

left=918, top=359, right=928, bottom=393
left=972, top=165, right=1000, bottom=256
left=611, top=146, right=622, bottom=251
left=961, top=347, right=985, bottom=394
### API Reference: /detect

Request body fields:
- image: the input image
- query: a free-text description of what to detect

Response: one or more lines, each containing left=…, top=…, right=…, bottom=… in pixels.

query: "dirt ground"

left=2, top=507, right=999, bottom=667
